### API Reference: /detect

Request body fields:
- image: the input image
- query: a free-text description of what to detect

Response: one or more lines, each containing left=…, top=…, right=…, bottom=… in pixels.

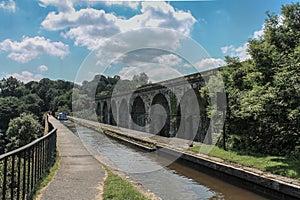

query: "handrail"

left=0, top=127, right=57, bottom=200
left=0, top=128, right=57, bottom=160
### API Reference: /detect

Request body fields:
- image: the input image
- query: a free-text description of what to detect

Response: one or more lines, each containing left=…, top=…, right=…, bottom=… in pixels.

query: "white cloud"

left=95, top=28, right=184, bottom=68
left=221, top=43, right=250, bottom=61
left=146, top=66, right=182, bottom=82
left=118, top=2, right=196, bottom=35
left=39, top=0, right=139, bottom=12
left=42, top=8, right=119, bottom=31
left=104, top=1, right=140, bottom=10
left=118, top=64, right=182, bottom=83
left=41, top=2, right=196, bottom=50
left=119, top=66, right=142, bottom=80
left=6, top=71, right=43, bottom=83
left=39, top=0, right=74, bottom=12
left=38, top=65, right=48, bottom=72
left=0, top=0, right=15, bottom=12
left=253, top=29, right=264, bottom=39
left=0, top=36, right=69, bottom=63
left=153, top=54, right=182, bottom=67
left=194, top=58, right=225, bottom=71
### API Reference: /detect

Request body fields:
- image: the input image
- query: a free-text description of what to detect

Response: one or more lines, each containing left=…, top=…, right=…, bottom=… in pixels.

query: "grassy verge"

left=189, top=145, right=300, bottom=180
left=33, top=154, right=60, bottom=199
left=103, top=168, right=149, bottom=200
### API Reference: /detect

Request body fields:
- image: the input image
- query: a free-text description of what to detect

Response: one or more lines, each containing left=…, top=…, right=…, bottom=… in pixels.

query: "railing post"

left=22, top=151, right=26, bottom=199
left=2, top=157, right=8, bottom=200
left=0, top=128, right=57, bottom=200
left=27, top=147, right=31, bottom=196
left=10, top=154, right=15, bottom=200
left=16, top=154, right=21, bottom=200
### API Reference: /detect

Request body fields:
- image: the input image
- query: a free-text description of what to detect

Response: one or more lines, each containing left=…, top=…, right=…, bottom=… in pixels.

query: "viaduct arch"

left=96, top=72, right=212, bottom=143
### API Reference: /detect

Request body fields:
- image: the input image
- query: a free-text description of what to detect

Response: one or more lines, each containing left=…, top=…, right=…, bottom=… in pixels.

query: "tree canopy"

left=218, top=2, right=300, bottom=157
left=6, top=113, right=43, bottom=152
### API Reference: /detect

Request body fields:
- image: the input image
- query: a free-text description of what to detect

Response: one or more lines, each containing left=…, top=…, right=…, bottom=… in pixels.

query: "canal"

left=62, top=120, right=267, bottom=200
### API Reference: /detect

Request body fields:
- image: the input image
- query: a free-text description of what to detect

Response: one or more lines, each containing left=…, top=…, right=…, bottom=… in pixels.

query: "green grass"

left=189, top=145, right=300, bottom=180
left=33, top=154, right=60, bottom=199
left=103, top=169, right=149, bottom=200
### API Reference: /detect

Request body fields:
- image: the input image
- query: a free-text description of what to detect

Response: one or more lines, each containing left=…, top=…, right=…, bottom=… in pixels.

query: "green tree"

left=221, top=3, right=300, bottom=156
left=0, top=76, right=26, bottom=98
left=6, top=113, right=43, bottom=151
left=21, top=93, right=44, bottom=116
left=0, top=132, right=6, bottom=154
left=132, top=72, right=149, bottom=87
left=0, top=97, right=22, bottom=131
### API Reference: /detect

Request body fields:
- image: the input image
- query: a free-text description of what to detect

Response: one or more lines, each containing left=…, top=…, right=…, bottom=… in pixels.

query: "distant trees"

left=27, top=78, right=73, bottom=112
left=0, top=96, right=22, bottom=131
left=78, top=73, right=150, bottom=98
left=0, top=76, right=27, bottom=98
left=21, top=94, right=44, bottom=117
left=0, top=76, right=73, bottom=153
left=132, top=72, right=149, bottom=87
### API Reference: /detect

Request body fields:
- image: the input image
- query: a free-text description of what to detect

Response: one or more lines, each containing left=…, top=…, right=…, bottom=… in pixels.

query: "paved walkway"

left=38, top=116, right=106, bottom=200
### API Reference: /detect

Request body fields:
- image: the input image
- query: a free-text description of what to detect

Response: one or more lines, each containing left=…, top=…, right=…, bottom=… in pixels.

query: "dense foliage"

left=0, top=77, right=73, bottom=153
left=219, top=3, right=300, bottom=157
left=5, top=113, right=44, bottom=151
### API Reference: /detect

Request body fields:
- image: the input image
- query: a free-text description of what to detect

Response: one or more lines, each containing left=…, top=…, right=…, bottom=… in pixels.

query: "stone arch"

left=102, top=101, right=109, bottom=124
left=131, top=96, right=146, bottom=131
left=176, top=89, right=208, bottom=142
left=119, top=98, right=129, bottom=128
left=150, top=93, right=170, bottom=137
left=96, top=102, right=101, bottom=116
left=109, top=100, right=117, bottom=125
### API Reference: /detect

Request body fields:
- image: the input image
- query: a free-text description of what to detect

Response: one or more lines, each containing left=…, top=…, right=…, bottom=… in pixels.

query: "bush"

left=6, top=113, right=43, bottom=151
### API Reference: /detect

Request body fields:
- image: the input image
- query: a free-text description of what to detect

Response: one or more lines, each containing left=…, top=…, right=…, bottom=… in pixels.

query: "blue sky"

left=0, top=0, right=295, bottom=83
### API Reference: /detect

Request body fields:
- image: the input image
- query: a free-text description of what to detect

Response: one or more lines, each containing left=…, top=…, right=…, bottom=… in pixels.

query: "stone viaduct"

left=95, top=71, right=216, bottom=142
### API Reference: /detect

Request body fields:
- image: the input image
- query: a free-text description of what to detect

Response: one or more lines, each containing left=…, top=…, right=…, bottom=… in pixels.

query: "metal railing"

left=0, top=128, right=57, bottom=200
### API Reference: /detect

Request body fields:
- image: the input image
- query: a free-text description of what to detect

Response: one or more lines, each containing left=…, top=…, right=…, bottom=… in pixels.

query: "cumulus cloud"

left=194, top=58, right=225, bottom=71
left=38, top=65, right=48, bottom=72
left=0, top=36, right=69, bottom=63
left=119, top=64, right=182, bottom=83
left=0, top=0, right=15, bottom=12
left=253, top=29, right=264, bottom=39
left=6, top=71, right=43, bottom=83
left=118, top=2, right=196, bottom=35
left=41, top=2, right=196, bottom=50
left=40, top=0, right=139, bottom=11
left=42, top=8, right=119, bottom=31
left=39, top=0, right=74, bottom=12
left=94, top=28, right=185, bottom=69
left=221, top=43, right=250, bottom=61
left=119, top=66, right=142, bottom=80
left=153, top=54, right=182, bottom=67
left=104, top=1, right=140, bottom=10
left=146, top=66, right=182, bottom=82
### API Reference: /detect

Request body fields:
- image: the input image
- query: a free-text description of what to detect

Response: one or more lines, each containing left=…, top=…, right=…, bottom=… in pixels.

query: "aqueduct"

left=95, top=71, right=217, bottom=142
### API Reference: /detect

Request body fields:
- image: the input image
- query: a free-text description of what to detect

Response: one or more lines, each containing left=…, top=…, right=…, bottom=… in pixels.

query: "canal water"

left=62, top=120, right=267, bottom=200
